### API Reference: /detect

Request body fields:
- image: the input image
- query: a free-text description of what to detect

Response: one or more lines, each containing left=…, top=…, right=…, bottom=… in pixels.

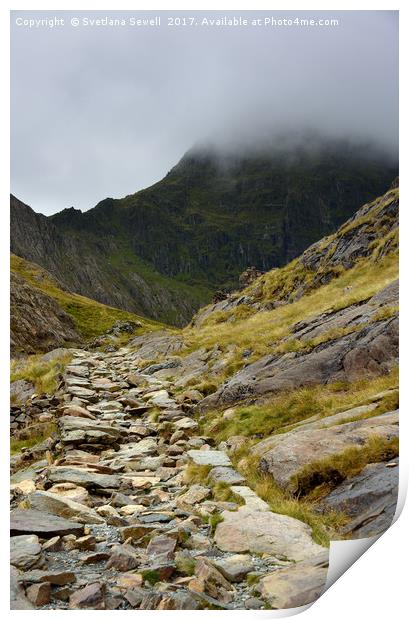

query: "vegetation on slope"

left=11, top=353, right=72, bottom=396
left=202, top=370, right=398, bottom=442
left=182, top=250, right=398, bottom=386
left=11, top=254, right=163, bottom=340
left=50, top=142, right=397, bottom=298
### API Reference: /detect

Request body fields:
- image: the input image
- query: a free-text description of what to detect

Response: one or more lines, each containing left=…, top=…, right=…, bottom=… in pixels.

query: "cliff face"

left=11, top=140, right=397, bottom=325
left=10, top=272, right=79, bottom=354
left=10, top=196, right=204, bottom=326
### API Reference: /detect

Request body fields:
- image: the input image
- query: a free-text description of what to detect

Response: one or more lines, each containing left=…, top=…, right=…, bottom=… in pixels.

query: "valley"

left=10, top=176, right=399, bottom=610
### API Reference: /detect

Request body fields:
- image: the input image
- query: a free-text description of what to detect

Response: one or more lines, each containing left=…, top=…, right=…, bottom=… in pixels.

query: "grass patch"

left=292, top=435, right=399, bottom=497
left=183, top=463, right=244, bottom=511
left=10, top=422, right=57, bottom=455
left=232, top=451, right=348, bottom=547
left=202, top=369, right=398, bottom=441
left=141, top=569, right=160, bottom=586
left=175, top=553, right=196, bottom=576
left=209, top=513, right=224, bottom=534
left=212, top=482, right=245, bottom=505
left=182, top=249, right=398, bottom=387
left=183, top=463, right=212, bottom=485
left=11, top=353, right=72, bottom=395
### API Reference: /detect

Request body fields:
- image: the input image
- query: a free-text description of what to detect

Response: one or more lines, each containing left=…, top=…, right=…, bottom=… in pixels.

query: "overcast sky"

left=11, top=10, right=398, bottom=215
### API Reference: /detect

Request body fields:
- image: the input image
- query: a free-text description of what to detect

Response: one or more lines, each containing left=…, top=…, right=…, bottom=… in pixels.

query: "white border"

left=2, top=2, right=406, bottom=619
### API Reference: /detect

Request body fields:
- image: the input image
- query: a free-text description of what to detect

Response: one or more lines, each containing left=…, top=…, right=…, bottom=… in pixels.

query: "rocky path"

left=10, top=347, right=329, bottom=610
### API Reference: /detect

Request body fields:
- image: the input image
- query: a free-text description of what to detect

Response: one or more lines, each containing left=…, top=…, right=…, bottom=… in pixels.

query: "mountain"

left=10, top=138, right=397, bottom=326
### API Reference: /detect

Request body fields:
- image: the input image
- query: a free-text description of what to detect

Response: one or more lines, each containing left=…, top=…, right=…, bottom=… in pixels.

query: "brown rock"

left=117, top=573, right=143, bottom=589
left=106, top=544, right=140, bottom=571
left=20, top=570, right=76, bottom=586
left=26, top=582, right=51, bottom=606
left=189, top=557, right=234, bottom=604
left=146, top=534, right=177, bottom=558
left=69, top=583, right=105, bottom=609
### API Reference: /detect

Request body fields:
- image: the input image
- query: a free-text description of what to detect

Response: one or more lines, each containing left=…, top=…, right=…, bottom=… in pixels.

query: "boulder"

left=10, top=379, right=35, bottom=404
left=257, top=551, right=329, bottom=609
left=254, top=410, right=398, bottom=493
left=200, top=314, right=398, bottom=410
left=214, top=509, right=324, bottom=561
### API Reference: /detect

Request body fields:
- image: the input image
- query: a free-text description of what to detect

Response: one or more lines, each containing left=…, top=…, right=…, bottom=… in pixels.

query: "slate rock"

left=28, top=490, right=104, bottom=524
left=10, top=509, right=84, bottom=538
left=69, top=583, right=105, bottom=609
left=48, top=466, right=120, bottom=489
left=10, top=566, right=35, bottom=610
left=187, top=450, right=231, bottom=467
left=319, top=459, right=399, bottom=538
left=26, top=582, right=51, bottom=606
left=208, top=467, right=246, bottom=485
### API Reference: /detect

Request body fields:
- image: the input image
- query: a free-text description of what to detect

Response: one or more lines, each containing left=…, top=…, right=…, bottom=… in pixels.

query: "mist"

left=11, top=10, right=398, bottom=215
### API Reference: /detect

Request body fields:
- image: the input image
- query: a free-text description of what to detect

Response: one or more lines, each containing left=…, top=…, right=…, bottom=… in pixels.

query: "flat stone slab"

left=213, top=554, right=254, bottom=582
left=67, top=386, right=96, bottom=399
left=28, top=490, right=105, bottom=525
left=48, top=466, right=120, bottom=489
left=214, top=509, right=325, bottom=561
left=10, top=509, right=84, bottom=538
left=208, top=467, right=246, bottom=485
left=231, top=486, right=270, bottom=511
left=187, top=450, right=231, bottom=467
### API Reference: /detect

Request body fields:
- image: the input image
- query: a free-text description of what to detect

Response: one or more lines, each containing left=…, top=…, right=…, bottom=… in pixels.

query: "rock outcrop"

left=11, top=272, right=79, bottom=354
left=200, top=281, right=398, bottom=409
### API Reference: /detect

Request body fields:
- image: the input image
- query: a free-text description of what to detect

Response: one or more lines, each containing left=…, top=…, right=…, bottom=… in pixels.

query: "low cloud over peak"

left=11, top=10, right=398, bottom=214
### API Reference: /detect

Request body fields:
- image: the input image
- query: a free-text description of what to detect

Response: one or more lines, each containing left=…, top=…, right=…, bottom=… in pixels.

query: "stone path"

left=10, top=347, right=328, bottom=610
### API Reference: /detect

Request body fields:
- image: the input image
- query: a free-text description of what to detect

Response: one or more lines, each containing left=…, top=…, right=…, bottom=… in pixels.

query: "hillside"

left=11, top=139, right=397, bottom=325
left=10, top=183, right=399, bottom=611
left=11, top=254, right=162, bottom=354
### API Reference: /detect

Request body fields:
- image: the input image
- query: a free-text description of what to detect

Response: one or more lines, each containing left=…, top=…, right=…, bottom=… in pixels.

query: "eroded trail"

left=11, top=346, right=328, bottom=610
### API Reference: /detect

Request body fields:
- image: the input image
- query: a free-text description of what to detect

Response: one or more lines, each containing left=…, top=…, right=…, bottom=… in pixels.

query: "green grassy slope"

left=11, top=254, right=165, bottom=340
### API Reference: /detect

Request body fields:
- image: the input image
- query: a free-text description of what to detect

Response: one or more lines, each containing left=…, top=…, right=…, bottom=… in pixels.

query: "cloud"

left=11, top=10, right=398, bottom=214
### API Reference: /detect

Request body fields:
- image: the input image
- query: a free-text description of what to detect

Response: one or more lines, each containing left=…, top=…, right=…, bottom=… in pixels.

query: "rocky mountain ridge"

left=11, top=140, right=397, bottom=324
